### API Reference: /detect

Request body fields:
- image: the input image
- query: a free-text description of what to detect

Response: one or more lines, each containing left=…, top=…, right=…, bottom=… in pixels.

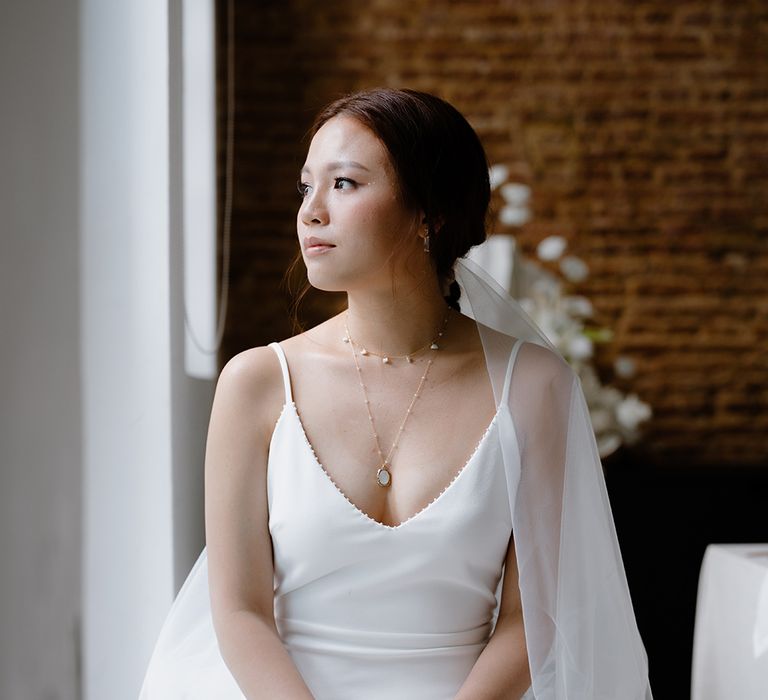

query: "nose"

left=299, top=187, right=328, bottom=226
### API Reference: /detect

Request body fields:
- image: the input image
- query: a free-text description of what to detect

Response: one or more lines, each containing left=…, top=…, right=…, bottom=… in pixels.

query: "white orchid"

left=614, top=356, right=637, bottom=378
left=500, top=182, right=531, bottom=206
left=567, top=334, right=594, bottom=361
left=536, top=235, right=567, bottom=261
left=564, top=295, right=594, bottom=317
left=489, top=167, right=532, bottom=229
left=616, top=394, right=653, bottom=432
left=597, top=433, right=623, bottom=459
left=500, top=205, right=531, bottom=227
left=559, top=255, right=589, bottom=283
left=512, top=275, right=652, bottom=458
left=589, top=407, right=615, bottom=434
left=488, top=164, right=509, bottom=190
left=489, top=162, right=653, bottom=459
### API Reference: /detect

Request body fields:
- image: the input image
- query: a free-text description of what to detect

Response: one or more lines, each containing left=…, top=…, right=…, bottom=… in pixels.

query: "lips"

left=304, top=236, right=336, bottom=251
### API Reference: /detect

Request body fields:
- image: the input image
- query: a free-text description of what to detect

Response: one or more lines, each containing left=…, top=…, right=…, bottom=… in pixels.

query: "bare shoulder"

left=470, top=316, right=570, bottom=381
left=516, top=340, right=573, bottom=384
left=220, top=344, right=282, bottom=389
left=215, top=344, right=287, bottom=440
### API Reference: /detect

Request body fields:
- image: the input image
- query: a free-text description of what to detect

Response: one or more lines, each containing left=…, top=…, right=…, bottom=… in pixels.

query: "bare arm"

left=454, top=534, right=531, bottom=700
left=205, top=348, right=314, bottom=699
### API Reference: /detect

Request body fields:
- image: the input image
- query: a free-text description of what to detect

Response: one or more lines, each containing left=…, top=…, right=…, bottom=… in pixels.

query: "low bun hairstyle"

left=307, top=88, right=491, bottom=312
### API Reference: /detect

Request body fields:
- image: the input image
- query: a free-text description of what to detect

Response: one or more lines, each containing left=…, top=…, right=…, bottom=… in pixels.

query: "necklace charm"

left=376, top=465, right=392, bottom=487
left=346, top=310, right=449, bottom=364
left=343, top=308, right=450, bottom=489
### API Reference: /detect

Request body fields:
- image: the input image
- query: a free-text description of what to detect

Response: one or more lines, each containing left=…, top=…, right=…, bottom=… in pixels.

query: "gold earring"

left=423, top=233, right=430, bottom=253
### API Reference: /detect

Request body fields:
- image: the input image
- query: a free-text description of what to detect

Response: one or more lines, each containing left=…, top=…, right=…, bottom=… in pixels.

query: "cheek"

left=351, top=195, right=413, bottom=245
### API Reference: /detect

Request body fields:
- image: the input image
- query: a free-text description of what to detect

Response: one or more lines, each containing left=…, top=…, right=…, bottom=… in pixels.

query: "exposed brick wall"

left=216, top=0, right=768, bottom=468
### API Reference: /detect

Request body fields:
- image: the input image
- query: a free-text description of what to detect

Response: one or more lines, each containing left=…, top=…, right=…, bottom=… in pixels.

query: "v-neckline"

left=281, top=400, right=502, bottom=531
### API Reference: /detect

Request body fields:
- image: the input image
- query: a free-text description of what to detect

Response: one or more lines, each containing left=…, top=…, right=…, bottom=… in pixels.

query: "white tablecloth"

left=691, top=544, right=768, bottom=700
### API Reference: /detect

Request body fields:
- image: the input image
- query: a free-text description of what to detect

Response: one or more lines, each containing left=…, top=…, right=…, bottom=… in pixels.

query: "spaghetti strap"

left=500, top=337, right=525, bottom=406
left=267, top=341, right=293, bottom=404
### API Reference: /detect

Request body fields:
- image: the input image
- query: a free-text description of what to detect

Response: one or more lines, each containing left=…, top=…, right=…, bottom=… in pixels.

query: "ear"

left=417, top=212, right=429, bottom=240
left=420, top=213, right=444, bottom=235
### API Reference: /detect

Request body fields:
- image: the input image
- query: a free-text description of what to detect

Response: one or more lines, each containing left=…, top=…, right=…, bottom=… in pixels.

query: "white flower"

left=499, top=204, right=531, bottom=226
left=616, top=394, right=652, bottom=431
left=597, top=432, right=622, bottom=458
left=536, top=235, right=567, bottom=261
left=530, top=275, right=561, bottom=297
left=489, top=164, right=509, bottom=190
left=564, top=295, right=593, bottom=317
left=590, top=407, right=613, bottom=433
left=489, top=162, right=652, bottom=453
left=500, top=182, right=531, bottom=206
left=614, top=356, right=636, bottom=378
left=602, top=385, right=624, bottom=408
left=567, top=334, right=594, bottom=360
left=559, top=255, right=589, bottom=282
left=578, top=365, right=602, bottom=396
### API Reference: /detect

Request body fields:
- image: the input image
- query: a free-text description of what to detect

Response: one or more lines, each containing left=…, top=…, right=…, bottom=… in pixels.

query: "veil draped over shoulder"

left=455, top=255, right=653, bottom=699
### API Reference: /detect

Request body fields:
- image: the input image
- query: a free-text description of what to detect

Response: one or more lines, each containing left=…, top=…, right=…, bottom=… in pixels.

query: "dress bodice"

left=138, top=338, right=528, bottom=700
left=266, top=340, right=523, bottom=700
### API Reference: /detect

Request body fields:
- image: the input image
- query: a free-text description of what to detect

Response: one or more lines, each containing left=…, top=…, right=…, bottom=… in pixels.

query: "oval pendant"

left=376, top=466, right=392, bottom=487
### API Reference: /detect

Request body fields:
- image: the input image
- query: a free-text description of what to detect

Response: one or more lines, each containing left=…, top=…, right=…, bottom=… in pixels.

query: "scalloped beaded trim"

left=287, top=400, right=501, bottom=531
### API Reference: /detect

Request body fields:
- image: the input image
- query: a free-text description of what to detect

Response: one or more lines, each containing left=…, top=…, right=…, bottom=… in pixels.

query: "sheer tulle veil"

left=456, top=255, right=653, bottom=699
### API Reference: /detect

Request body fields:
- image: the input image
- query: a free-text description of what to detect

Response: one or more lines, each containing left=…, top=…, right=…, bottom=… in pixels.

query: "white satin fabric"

left=140, top=337, right=533, bottom=699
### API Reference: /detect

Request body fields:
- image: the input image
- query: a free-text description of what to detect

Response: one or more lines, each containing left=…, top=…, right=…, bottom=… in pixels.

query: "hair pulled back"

left=308, top=88, right=491, bottom=311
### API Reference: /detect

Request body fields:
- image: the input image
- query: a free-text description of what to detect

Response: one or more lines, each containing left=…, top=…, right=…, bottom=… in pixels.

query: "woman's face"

left=297, top=115, right=423, bottom=293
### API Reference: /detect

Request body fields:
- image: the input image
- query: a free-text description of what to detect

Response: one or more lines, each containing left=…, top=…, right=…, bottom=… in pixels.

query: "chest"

left=266, top=399, right=513, bottom=570
left=285, top=357, right=499, bottom=528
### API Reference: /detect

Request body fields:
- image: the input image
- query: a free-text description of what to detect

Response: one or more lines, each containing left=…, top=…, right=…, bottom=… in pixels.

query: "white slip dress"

left=139, top=338, right=532, bottom=699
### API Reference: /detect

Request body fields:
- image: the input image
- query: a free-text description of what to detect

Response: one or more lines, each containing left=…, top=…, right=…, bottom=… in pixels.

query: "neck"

left=345, top=275, right=451, bottom=356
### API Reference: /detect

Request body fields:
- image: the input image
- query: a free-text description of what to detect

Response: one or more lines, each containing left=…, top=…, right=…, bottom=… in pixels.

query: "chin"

left=306, top=268, right=348, bottom=293
left=305, top=256, right=387, bottom=293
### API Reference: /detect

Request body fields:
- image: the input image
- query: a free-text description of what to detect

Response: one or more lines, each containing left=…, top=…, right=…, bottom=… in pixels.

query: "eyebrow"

left=300, top=160, right=371, bottom=175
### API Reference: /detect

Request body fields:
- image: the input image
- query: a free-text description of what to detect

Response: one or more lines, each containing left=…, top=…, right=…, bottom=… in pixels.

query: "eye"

left=334, top=177, right=356, bottom=191
left=297, top=180, right=311, bottom=198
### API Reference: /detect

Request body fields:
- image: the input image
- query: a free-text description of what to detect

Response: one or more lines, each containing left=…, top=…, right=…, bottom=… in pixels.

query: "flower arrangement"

left=486, top=165, right=652, bottom=459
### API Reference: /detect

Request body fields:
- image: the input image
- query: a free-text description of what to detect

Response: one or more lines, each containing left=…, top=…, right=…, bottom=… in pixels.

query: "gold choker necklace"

left=342, top=310, right=449, bottom=364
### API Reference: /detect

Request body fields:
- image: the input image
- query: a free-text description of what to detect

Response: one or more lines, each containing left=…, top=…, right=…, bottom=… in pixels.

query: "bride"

left=140, top=87, right=652, bottom=699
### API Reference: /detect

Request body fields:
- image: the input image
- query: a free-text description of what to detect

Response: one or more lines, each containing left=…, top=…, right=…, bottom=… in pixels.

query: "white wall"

left=0, top=1, right=83, bottom=698
left=0, top=1, right=215, bottom=697
left=80, top=0, right=174, bottom=694
left=168, top=0, right=213, bottom=591
left=80, top=1, right=213, bottom=697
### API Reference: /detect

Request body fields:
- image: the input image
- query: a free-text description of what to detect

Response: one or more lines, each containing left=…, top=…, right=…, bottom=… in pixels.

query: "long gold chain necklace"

left=343, top=309, right=450, bottom=487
